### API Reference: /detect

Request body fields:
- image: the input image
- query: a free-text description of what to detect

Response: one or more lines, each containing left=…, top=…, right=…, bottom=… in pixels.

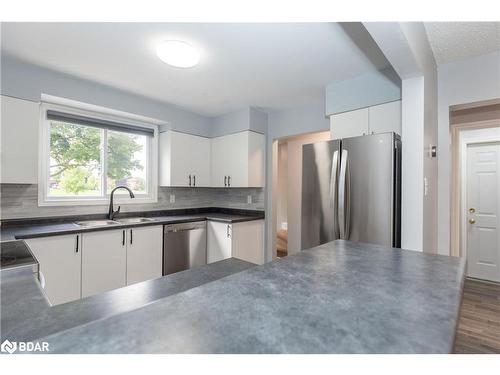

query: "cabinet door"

left=330, top=108, right=369, bottom=140
left=247, top=132, right=265, bottom=187
left=226, top=132, right=249, bottom=187
left=207, top=221, right=232, bottom=263
left=211, top=136, right=228, bottom=187
left=232, top=220, right=265, bottom=265
left=170, top=131, right=193, bottom=186
left=368, top=101, right=401, bottom=135
left=25, top=234, right=82, bottom=305
left=82, top=229, right=127, bottom=298
left=191, top=135, right=211, bottom=187
left=1, top=95, right=39, bottom=183
left=126, top=226, right=163, bottom=285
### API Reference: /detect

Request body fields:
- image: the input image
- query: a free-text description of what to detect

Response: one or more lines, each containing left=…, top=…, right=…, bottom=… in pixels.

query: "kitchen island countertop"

left=38, top=240, right=466, bottom=354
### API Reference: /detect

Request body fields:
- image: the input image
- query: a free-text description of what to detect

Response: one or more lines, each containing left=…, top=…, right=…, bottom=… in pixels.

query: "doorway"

left=450, top=100, right=500, bottom=282
left=274, top=131, right=331, bottom=258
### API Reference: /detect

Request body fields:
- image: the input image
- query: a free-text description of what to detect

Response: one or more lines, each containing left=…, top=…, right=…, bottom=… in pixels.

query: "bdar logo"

left=1, top=339, right=17, bottom=354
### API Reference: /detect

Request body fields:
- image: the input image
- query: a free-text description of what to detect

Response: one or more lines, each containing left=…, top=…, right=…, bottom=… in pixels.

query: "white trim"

left=459, top=127, right=500, bottom=260
left=38, top=101, right=159, bottom=206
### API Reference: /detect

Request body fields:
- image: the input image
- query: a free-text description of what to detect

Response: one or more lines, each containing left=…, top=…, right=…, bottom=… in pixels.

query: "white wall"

left=364, top=22, right=438, bottom=253
left=437, top=51, right=500, bottom=255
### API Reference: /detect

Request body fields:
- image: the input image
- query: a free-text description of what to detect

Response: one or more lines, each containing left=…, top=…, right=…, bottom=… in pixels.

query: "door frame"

left=452, top=121, right=500, bottom=258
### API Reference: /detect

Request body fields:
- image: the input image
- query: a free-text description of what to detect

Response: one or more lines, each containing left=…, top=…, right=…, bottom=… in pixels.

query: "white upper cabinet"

left=159, top=131, right=211, bottom=187
left=330, top=100, right=401, bottom=140
left=211, top=131, right=265, bottom=187
left=368, top=101, right=402, bottom=135
left=330, top=107, right=369, bottom=140
left=1, top=95, right=39, bottom=183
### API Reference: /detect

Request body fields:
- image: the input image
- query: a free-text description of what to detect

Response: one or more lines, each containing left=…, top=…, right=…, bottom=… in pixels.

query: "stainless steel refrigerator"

left=301, top=132, right=401, bottom=249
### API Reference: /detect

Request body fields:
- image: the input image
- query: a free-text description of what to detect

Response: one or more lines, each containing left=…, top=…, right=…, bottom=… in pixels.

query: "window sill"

left=38, top=196, right=158, bottom=207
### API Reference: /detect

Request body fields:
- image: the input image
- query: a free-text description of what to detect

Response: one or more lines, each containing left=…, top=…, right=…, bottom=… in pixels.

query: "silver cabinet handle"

left=228, top=176, right=231, bottom=187
left=193, top=175, right=196, bottom=187
left=227, top=224, right=231, bottom=238
left=189, top=175, right=192, bottom=186
left=330, top=150, right=340, bottom=239
left=338, top=149, right=350, bottom=240
left=122, top=230, right=125, bottom=246
left=224, top=176, right=227, bottom=187
left=130, top=229, right=133, bottom=244
left=38, top=270, right=46, bottom=289
left=75, top=234, right=79, bottom=253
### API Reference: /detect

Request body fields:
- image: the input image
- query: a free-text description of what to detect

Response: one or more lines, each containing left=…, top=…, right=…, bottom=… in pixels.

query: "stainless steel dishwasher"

left=163, top=221, right=207, bottom=275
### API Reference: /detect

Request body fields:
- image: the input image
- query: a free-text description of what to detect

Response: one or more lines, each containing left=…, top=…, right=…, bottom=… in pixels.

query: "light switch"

left=247, top=195, right=252, bottom=204
left=170, top=194, right=175, bottom=203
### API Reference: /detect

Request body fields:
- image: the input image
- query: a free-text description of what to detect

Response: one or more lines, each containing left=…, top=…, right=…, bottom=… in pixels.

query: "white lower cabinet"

left=81, top=229, right=127, bottom=298
left=126, top=226, right=163, bottom=285
left=25, top=234, right=82, bottom=306
left=207, top=220, right=265, bottom=265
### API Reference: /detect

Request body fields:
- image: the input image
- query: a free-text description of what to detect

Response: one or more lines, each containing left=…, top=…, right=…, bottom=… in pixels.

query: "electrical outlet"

left=170, top=194, right=175, bottom=203
left=247, top=195, right=252, bottom=204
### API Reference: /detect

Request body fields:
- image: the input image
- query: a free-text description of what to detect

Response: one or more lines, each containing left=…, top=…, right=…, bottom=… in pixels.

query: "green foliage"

left=107, top=131, right=143, bottom=180
left=50, top=122, right=143, bottom=195
left=60, top=167, right=98, bottom=194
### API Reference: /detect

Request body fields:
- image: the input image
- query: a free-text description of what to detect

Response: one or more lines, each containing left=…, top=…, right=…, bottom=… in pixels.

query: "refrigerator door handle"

left=339, top=149, right=351, bottom=239
left=330, top=150, right=340, bottom=238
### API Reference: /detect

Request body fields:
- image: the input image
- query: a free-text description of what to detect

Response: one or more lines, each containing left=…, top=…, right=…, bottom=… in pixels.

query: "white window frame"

left=38, top=100, right=159, bottom=206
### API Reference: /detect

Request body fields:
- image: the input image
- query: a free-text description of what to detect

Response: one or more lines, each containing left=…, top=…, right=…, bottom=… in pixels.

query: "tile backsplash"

left=0, top=184, right=264, bottom=220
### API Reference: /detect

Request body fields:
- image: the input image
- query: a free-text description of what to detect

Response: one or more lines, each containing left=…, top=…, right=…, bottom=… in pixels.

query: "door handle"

left=338, top=149, right=350, bottom=240
left=330, top=150, right=340, bottom=239
left=469, top=218, right=476, bottom=224
left=224, top=176, right=227, bottom=187
left=193, top=175, right=196, bottom=187
left=189, top=175, right=192, bottom=187
left=469, top=208, right=475, bottom=214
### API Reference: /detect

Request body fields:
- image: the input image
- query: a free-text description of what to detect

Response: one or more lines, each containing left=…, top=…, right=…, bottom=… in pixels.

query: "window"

left=40, top=102, right=158, bottom=205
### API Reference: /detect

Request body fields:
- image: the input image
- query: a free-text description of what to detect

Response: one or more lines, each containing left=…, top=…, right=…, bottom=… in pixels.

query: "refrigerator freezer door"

left=301, top=139, right=341, bottom=250
left=340, top=133, right=396, bottom=247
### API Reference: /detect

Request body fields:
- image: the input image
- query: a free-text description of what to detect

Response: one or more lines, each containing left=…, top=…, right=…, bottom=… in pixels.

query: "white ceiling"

left=1, top=23, right=387, bottom=116
left=424, top=22, right=500, bottom=65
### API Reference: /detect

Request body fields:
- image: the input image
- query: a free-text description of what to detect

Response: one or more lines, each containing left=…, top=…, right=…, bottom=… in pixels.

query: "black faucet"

left=108, top=186, right=135, bottom=220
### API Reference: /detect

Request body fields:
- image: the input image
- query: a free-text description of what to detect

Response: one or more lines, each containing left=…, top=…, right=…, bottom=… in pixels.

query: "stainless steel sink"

left=114, top=217, right=157, bottom=224
left=74, top=220, right=119, bottom=228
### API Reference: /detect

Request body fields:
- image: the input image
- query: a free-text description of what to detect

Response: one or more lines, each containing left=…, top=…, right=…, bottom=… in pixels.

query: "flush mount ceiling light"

left=156, top=40, right=200, bottom=68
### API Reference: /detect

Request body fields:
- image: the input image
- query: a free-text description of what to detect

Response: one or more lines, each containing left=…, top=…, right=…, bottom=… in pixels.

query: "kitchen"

left=0, top=7, right=499, bottom=371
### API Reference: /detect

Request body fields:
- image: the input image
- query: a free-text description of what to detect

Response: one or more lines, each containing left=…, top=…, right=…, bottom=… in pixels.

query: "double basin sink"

left=75, top=217, right=157, bottom=228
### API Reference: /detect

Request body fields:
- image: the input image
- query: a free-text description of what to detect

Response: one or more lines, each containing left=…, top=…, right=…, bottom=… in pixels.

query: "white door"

left=126, top=226, right=163, bottom=285
left=207, top=221, right=232, bottom=263
left=190, top=135, right=211, bottom=187
left=211, top=136, right=229, bottom=187
left=368, top=101, right=401, bottom=135
left=466, top=141, right=500, bottom=282
left=330, top=107, right=369, bottom=140
left=82, top=229, right=127, bottom=298
left=25, top=234, right=82, bottom=305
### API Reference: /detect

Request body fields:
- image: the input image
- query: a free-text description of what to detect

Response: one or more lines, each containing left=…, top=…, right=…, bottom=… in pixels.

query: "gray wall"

left=0, top=184, right=264, bottom=220
left=1, top=54, right=213, bottom=137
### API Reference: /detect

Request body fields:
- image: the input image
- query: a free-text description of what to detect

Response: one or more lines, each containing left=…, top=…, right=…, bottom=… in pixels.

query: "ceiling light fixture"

left=156, top=40, right=200, bottom=68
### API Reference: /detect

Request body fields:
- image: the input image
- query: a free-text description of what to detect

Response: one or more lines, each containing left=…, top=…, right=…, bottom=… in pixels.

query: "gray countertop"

left=0, top=212, right=264, bottom=241
left=1, top=258, right=255, bottom=342
left=38, top=240, right=466, bottom=354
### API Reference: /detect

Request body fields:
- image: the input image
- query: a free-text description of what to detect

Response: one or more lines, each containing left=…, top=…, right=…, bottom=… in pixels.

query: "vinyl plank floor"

left=453, top=278, right=500, bottom=354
